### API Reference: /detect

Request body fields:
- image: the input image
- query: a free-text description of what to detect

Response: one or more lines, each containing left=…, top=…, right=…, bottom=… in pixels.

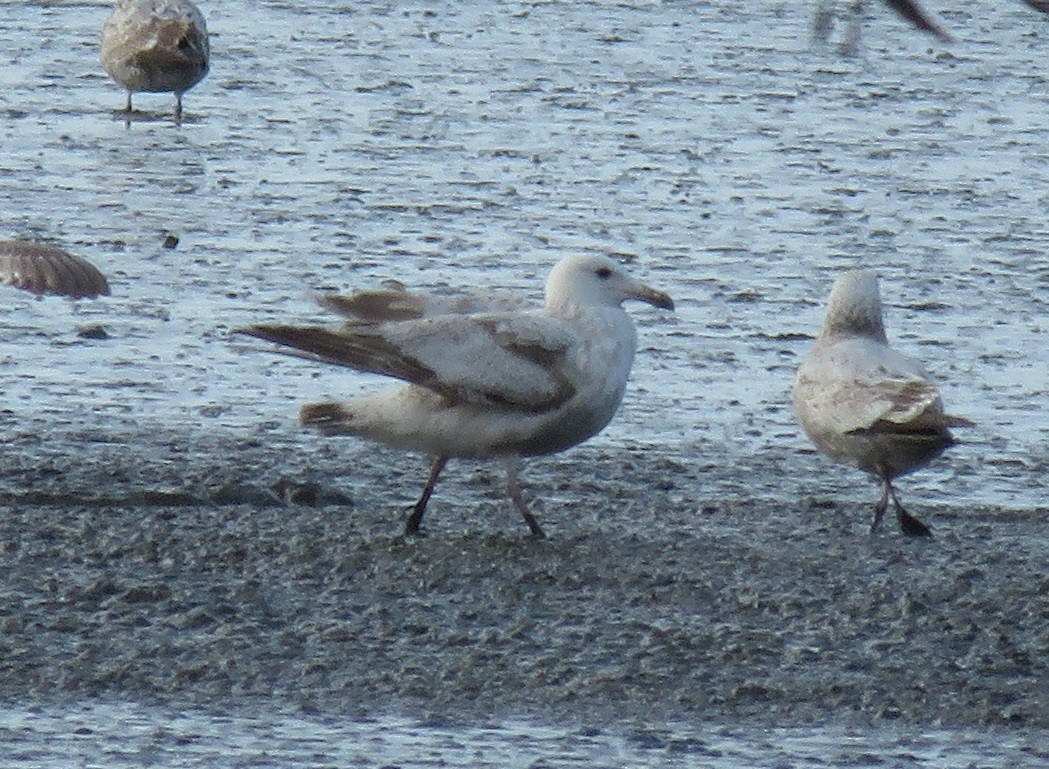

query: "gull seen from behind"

left=793, top=270, right=972, bottom=536
left=101, top=0, right=209, bottom=121
left=241, top=254, right=674, bottom=538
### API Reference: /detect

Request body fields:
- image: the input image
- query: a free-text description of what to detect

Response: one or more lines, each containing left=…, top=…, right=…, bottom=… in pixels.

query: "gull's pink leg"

left=505, top=459, right=546, bottom=538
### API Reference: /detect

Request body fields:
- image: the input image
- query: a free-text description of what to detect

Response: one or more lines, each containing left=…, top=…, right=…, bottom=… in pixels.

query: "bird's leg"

left=175, top=94, right=183, bottom=124
left=888, top=484, right=933, bottom=538
left=812, top=2, right=835, bottom=43
left=871, top=475, right=891, bottom=533
left=840, top=0, right=864, bottom=56
left=124, top=91, right=133, bottom=112
left=505, top=460, right=546, bottom=538
left=404, top=455, right=448, bottom=536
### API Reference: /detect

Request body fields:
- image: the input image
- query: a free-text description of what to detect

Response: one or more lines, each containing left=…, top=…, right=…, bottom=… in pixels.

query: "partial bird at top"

left=817, top=1, right=1048, bottom=54
left=0, top=241, right=109, bottom=300
left=101, top=0, right=209, bottom=122
left=814, top=0, right=952, bottom=53
left=884, top=0, right=1049, bottom=41
left=239, top=254, right=674, bottom=538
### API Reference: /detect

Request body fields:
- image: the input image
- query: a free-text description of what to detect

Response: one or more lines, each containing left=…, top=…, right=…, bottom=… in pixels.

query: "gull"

left=0, top=241, right=109, bottom=299
left=101, top=0, right=210, bottom=122
left=240, top=254, right=674, bottom=537
left=792, top=270, right=972, bottom=536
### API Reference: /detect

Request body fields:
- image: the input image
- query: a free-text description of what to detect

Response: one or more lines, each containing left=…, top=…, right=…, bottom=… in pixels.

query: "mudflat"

left=0, top=425, right=1043, bottom=730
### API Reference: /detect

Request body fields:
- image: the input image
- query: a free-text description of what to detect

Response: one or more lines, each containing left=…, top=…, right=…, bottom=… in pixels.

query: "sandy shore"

left=0, top=425, right=1043, bottom=732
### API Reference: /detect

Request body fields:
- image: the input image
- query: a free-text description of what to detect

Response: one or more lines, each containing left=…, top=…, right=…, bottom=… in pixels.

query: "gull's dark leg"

left=888, top=484, right=933, bottom=538
left=125, top=91, right=133, bottom=112
left=871, top=475, right=891, bottom=533
left=404, top=456, right=448, bottom=536
left=505, top=460, right=546, bottom=538
left=175, top=94, right=183, bottom=123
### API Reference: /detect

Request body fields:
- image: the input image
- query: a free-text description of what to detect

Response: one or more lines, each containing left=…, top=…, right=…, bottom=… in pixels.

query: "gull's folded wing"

left=243, top=311, right=578, bottom=412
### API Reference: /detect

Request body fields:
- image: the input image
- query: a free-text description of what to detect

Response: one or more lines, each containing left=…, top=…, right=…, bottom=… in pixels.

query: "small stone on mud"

left=77, top=324, right=109, bottom=340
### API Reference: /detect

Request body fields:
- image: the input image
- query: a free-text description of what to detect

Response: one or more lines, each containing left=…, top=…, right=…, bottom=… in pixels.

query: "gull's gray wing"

left=243, top=310, right=579, bottom=413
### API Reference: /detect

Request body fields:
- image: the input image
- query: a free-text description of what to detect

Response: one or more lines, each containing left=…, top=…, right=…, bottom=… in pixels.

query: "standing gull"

left=0, top=241, right=109, bottom=300
left=240, top=254, right=674, bottom=537
left=101, top=0, right=209, bottom=121
left=792, top=270, right=971, bottom=536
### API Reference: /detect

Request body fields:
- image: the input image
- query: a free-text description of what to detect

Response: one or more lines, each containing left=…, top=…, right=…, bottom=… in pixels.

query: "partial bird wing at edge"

left=0, top=241, right=110, bottom=299
left=1021, top=1, right=1049, bottom=15
left=882, top=0, right=954, bottom=42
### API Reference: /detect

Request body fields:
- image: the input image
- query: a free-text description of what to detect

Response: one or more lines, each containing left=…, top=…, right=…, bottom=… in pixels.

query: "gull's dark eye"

left=595, top=266, right=613, bottom=279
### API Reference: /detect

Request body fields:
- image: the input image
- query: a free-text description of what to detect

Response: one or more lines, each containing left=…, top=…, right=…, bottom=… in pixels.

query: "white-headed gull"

left=242, top=254, right=674, bottom=537
left=793, top=270, right=972, bottom=536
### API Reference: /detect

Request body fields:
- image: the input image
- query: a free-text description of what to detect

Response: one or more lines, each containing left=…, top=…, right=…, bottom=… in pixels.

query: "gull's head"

left=545, top=254, right=674, bottom=313
left=821, top=270, right=887, bottom=342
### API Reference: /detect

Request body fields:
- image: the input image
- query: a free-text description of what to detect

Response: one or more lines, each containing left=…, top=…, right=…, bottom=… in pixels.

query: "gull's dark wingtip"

left=882, top=0, right=955, bottom=43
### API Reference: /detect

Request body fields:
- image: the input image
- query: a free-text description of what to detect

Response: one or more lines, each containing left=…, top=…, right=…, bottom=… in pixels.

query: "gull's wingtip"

left=883, top=0, right=954, bottom=43
left=653, top=291, right=675, bottom=312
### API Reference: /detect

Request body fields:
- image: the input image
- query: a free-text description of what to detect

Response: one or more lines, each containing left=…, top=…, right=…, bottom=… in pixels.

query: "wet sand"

left=0, top=423, right=1044, bottom=732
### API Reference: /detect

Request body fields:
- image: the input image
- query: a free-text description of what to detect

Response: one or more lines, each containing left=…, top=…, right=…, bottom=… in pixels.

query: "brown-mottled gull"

left=240, top=254, right=674, bottom=538
left=101, top=0, right=209, bottom=121
left=793, top=270, right=972, bottom=536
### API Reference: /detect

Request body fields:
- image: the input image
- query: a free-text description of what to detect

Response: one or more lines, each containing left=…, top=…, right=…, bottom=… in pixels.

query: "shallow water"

left=1, top=0, right=1045, bottom=508
left=1, top=701, right=1046, bottom=768
left=0, top=0, right=1046, bottom=762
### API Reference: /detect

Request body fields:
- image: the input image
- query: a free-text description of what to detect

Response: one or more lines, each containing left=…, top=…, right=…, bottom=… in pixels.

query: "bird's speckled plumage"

left=793, top=270, right=971, bottom=536
left=101, top=0, right=209, bottom=119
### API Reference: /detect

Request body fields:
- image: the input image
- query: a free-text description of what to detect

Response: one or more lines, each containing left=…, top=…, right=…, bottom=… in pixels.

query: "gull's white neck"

left=822, top=271, right=888, bottom=343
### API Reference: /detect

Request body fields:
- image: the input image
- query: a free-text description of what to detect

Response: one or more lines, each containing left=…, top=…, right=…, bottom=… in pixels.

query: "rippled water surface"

left=2, top=0, right=1046, bottom=507
left=0, top=0, right=1046, bottom=763
left=1, top=702, right=1047, bottom=768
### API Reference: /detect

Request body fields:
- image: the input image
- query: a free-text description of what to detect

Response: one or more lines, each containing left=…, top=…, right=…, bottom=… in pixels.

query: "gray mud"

left=0, top=424, right=1045, bottom=732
